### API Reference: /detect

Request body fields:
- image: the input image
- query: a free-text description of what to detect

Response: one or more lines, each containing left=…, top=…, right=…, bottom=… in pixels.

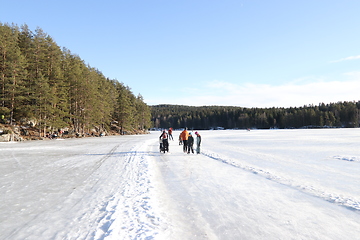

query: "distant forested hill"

left=151, top=101, right=360, bottom=130
left=0, top=23, right=151, bottom=136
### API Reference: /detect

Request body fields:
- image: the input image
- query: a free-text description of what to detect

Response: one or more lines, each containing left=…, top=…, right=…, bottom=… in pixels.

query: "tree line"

left=0, top=23, right=152, bottom=136
left=151, top=101, right=360, bottom=130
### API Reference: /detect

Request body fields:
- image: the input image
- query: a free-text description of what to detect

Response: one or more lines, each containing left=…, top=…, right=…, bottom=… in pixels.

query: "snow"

left=1, top=129, right=360, bottom=239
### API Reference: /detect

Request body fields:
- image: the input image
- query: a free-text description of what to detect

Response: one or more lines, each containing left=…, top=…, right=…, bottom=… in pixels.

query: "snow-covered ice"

left=1, top=128, right=360, bottom=239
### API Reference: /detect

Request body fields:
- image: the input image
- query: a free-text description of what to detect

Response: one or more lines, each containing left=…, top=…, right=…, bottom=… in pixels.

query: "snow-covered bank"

left=1, top=129, right=360, bottom=239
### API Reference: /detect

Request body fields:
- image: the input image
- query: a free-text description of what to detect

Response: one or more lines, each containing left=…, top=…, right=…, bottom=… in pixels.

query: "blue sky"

left=2, top=0, right=360, bottom=107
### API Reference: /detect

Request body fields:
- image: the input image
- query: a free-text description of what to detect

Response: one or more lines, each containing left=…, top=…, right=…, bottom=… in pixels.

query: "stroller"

left=159, top=139, right=163, bottom=152
left=159, top=138, right=169, bottom=153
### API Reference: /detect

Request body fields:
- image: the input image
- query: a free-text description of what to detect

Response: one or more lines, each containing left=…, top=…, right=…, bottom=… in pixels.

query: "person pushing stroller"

left=159, top=130, right=169, bottom=153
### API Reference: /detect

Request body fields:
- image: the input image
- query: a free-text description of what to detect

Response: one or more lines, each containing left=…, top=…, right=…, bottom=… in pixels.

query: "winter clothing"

left=159, top=130, right=169, bottom=152
left=195, top=132, right=201, bottom=154
left=187, top=133, right=194, bottom=154
left=168, top=128, right=174, bottom=140
left=180, top=129, right=189, bottom=152
left=180, top=129, right=189, bottom=141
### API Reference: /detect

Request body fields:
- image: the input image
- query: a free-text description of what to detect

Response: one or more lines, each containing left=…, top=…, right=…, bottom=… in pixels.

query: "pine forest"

left=0, top=23, right=152, bottom=138
left=151, top=101, right=360, bottom=130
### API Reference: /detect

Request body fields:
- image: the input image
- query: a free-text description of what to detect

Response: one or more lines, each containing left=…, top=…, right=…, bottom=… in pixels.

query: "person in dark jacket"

left=187, top=132, right=194, bottom=154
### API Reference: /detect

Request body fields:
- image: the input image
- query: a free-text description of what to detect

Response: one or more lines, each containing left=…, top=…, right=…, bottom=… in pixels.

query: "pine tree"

left=113, top=82, right=134, bottom=134
left=134, top=94, right=151, bottom=130
left=62, top=52, right=87, bottom=134
left=0, top=23, right=27, bottom=124
left=44, top=35, right=69, bottom=131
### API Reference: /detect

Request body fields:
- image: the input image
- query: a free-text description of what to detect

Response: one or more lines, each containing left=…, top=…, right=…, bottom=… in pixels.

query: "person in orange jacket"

left=180, top=128, right=189, bottom=153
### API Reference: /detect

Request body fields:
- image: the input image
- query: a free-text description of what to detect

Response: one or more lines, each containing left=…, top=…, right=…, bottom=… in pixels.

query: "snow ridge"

left=333, top=155, right=360, bottom=162
left=202, top=150, right=360, bottom=212
left=103, top=143, right=162, bottom=240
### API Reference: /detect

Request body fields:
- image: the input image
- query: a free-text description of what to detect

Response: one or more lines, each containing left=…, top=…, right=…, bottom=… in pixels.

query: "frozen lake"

left=1, top=128, right=360, bottom=239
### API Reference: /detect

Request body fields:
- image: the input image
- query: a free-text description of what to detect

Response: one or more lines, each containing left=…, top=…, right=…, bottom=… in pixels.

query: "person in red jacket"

left=168, top=127, right=173, bottom=140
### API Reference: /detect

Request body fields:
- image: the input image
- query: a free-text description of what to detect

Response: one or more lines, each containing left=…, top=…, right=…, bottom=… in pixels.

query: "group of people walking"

left=159, top=127, right=201, bottom=154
